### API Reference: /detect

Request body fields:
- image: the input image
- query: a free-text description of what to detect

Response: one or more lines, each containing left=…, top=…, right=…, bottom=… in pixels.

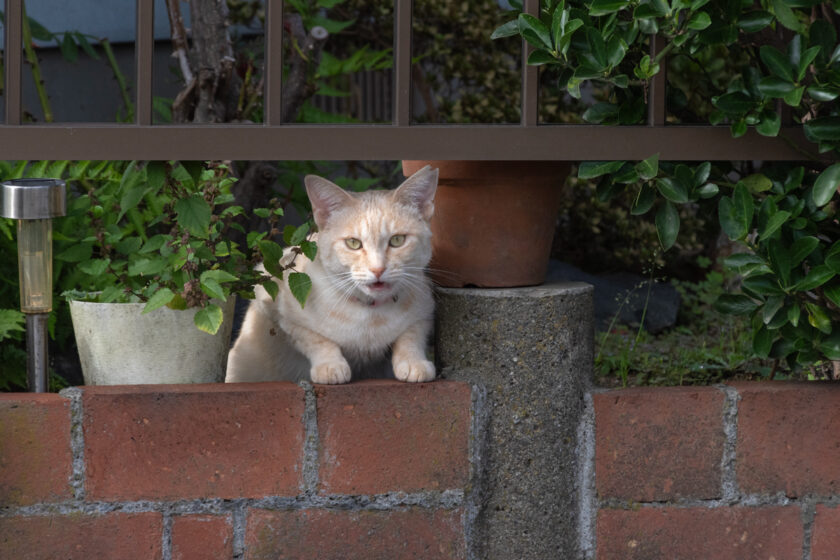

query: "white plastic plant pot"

left=69, top=298, right=235, bottom=385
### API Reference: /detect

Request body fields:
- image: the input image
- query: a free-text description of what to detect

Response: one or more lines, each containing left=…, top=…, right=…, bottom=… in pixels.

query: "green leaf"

left=738, top=10, right=773, bottom=33
left=60, top=32, right=79, bottom=63
left=253, top=208, right=272, bottom=219
left=733, top=182, right=754, bottom=233
left=288, top=272, right=313, bottom=308
left=826, top=242, right=840, bottom=274
left=586, top=26, right=608, bottom=68
left=491, top=19, right=520, bottom=39
left=139, top=234, right=167, bottom=254
left=806, top=303, right=832, bottom=334
left=518, top=13, right=553, bottom=50
left=714, top=294, right=759, bottom=315
left=759, top=45, right=795, bottom=82
left=0, top=309, right=25, bottom=341
left=175, top=195, right=212, bottom=239
left=656, top=177, right=689, bottom=203
left=631, top=184, right=656, bottom=215
left=200, top=278, right=226, bottom=301
left=743, top=274, right=785, bottom=296
left=788, top=304, right=801, bottom=327
left=757, top=76, right=796, bottom=97
left=582, top=102, right=619, bottom=124
left=259, top=240, right=285, bottom=278
left=697, top=183, right=719, bottom=198
left=753, top=326, right=773, bottom=357
left=771, top=0, right=804, bottom=33
left=635, top=153, right=659, bottom=181
left=796, top=265, right=835, bottom=291
left=805, top=117, right=840, bottom=142
left=589, top=0, right=630, bottom=16
left=686, top=11, right=711, bottom=30
left=194, top=304, right=224, bottom=335
left=762, top=296, right=785, bottom=325
left=790, top=236, right=819, bottom=266
left=527, top=50, right=557, bottom=65
left=824, top=283, right=840, bottom=308
left=289, top=222, right=311, bottom=246
left=578, top=161, right=624, bottom=179
left=797, top=46, right=821, bottom=81
left=79, top=258, right=110, bottom=276
left=116, top=236, right=143, bottom=255
left=262, top=278, right=279, bottom=301
left=200, top=269, right=238, bottom=284
left=713, top=92, right=754, bottom=114
left=812, top=163, right=840, bottom=207
left=807, top=86, right=839, bottom=102
left=142, top=288, right=176, bottom=314
left=742, top=173, right=773, bottom=193
left=782, top=85, right=805, bottom=107
left=719, top=197, right=744, bottom=240
left=56, top=242, right=93, bottom=263
left=759, top=210, right=790, bottom=240
left=656, top=201, right=680, bottom=251
left=127, top=258, right=166, bottom=277
left=756, top=109, right=781, bottom=137
left=819, top=330, right=840, bottom=360
left=299, top=240, right=318, bottom=261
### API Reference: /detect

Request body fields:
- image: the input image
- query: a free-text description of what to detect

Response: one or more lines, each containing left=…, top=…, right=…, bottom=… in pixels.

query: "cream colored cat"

left=225, top=165, right=438, bottom=384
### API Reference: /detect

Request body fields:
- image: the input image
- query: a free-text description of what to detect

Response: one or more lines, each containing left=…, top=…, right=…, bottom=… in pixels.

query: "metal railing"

left=1, top=0, right=812, bottom=162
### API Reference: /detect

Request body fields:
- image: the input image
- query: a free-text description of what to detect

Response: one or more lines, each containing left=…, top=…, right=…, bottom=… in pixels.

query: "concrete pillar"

left=435, top=282, right=594, bottom=560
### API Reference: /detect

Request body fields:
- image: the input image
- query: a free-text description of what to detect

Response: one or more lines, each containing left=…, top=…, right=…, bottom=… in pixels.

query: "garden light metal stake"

left=0, top=179, right=66, bottom=392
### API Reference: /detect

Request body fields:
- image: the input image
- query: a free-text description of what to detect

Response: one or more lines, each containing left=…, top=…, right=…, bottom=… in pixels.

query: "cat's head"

left=304, top=165, right=438, bottom=302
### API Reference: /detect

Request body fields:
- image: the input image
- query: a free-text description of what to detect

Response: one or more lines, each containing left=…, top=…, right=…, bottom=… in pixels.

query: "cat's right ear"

left=305, top=175, right=354, bottom=229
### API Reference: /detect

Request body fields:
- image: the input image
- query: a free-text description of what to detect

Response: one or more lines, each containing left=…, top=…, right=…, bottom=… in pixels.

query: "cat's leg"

left=284, top=322, right=352, bottom=384
left=392, top=320, right=435, bottom=383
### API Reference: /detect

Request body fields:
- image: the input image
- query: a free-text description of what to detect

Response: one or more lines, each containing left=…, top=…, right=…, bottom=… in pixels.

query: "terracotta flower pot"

left=403, top=160, right=570, bottom=288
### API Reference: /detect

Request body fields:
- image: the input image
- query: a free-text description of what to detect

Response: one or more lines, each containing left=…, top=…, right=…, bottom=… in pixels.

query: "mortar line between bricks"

left=59, top=387, right=86, bottom=501
left=465, top=383, right=489, bottom=560
left=597, top=492, right=804, bottom=510
left=0, top=489, right=466, bottom=518
left=299, top=381, right=320, bottom=495
left=231, top=500, right=247, bottom=560
left=717, top=384, right=741, bottom=503
left=161, top=512, right=173, bottom=560
left=801, top=501, right=816, bottom=560
left=577, top=392, right=597, bottom=560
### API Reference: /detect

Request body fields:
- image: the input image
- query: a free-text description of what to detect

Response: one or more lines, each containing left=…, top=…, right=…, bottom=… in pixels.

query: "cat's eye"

left=345, top=238, right=362, bottom=250
left=389, top=234, right=406, bottom=248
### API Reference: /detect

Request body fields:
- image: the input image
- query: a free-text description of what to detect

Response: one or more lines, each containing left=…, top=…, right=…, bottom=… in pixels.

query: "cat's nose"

left=369, top=267, right=385, bottom=279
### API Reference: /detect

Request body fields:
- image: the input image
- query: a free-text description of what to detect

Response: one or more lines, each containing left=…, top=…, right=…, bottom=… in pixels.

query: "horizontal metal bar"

left=0, top=125, right=813, bottom=161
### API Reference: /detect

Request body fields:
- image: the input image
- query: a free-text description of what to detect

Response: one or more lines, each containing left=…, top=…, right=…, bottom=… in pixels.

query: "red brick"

left=0, top=512, right=162, bottom=560
left=245, top=508, right=465, bottom=559
left=734, top=382, right=840, bottom=497
left=594, top=387, right=724, bottom=501
left=315, top=379, right=470, bottom=495
left=0, top=393, right=73, bottom=505
left=811, top=505, right=840, bottom=560
left=83, top=383, right=304, bottom=500
left=172, top=514, right=233, bottom=560
left=597, top=507, right=802, bottom=559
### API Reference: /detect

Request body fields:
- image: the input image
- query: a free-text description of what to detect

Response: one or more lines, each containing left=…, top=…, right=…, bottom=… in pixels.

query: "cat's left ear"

left=305, top=175, right=355, bottom=229
left=395, top=165, right=438, bottom=220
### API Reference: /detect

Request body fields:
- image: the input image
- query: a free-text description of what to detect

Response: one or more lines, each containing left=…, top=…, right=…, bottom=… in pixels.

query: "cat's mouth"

left=368, top=281, right=389, bottom=291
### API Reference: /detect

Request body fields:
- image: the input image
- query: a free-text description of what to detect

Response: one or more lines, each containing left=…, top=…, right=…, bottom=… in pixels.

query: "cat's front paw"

left=393, top=359, right=436, bottom=383
left=311, top=360, right=352, bottom=384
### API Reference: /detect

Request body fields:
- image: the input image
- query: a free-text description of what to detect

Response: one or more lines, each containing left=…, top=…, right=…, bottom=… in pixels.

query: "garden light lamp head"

left=0, top=178, right=66, bottom=391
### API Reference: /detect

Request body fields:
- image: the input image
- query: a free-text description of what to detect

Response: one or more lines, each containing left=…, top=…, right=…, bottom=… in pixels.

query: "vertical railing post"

left=135, top=0, right=155, bottom=125
left=265, top=0, right=284, bottom=124
left=4, top=0, right=23, bottom=125
left=521, top=0, right=539, bottom=127
left=393, top=0, right=413, bottom=126
left=647, top=34, right=666, bottom=127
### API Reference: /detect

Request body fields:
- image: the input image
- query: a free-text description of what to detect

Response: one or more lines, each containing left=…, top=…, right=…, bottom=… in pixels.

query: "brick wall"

left=591, top=383, right=840, bottom=560
left=4, top=380, right=840, bottom=559
left=0, top=380, right=471, bottom=560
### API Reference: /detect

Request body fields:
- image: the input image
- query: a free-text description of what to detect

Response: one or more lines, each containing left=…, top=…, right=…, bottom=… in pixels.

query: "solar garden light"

left=1, top=179, right=66, bottom=392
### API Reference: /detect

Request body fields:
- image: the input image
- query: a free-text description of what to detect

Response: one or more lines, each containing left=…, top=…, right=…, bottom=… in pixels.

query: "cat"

left=225, top=165, right=438, bottom=384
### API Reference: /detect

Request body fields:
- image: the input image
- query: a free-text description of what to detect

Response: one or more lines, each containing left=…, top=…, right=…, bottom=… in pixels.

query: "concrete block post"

left=435, top=282, right=594, bottom=560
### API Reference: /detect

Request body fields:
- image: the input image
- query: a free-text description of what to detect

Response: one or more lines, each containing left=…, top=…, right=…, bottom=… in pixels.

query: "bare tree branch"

left=281, top=15, right=329, bottom=122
